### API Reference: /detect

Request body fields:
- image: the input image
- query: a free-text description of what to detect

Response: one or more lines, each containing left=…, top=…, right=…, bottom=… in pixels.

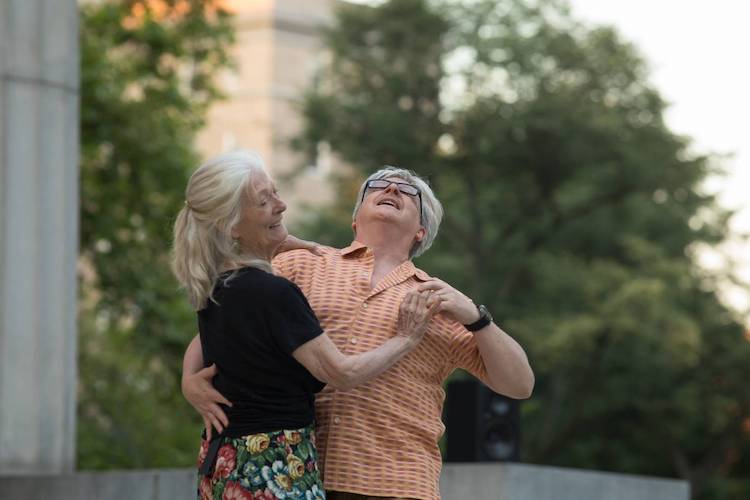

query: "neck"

left=247, top=240, right=282, bottom=263
left=355, top=233, right=411, bottom=267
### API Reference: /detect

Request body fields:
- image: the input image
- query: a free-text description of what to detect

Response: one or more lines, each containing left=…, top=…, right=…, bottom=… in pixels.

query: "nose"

left=274, top=194, right=287, bottom=213
left=383, top=182, right=401, bottom=196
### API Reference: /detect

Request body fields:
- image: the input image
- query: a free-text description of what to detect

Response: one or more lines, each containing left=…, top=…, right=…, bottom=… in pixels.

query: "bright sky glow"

left=568, top=0, right=750, bottom=319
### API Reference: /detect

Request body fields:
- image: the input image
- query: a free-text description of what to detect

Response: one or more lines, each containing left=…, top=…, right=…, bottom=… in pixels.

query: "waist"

left=220, top=399, right=315, bottom=438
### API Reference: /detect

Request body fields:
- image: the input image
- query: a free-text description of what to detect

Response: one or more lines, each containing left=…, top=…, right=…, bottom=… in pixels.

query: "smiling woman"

left=229, top=169, right=289, bottom=264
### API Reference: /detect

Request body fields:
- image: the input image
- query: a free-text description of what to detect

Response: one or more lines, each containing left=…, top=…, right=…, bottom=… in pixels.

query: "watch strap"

left=464, top=304, right=492, bottom=332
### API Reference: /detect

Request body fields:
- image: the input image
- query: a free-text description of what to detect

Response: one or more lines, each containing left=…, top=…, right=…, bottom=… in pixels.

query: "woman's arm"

left=292, top=289, right=439, bottom=390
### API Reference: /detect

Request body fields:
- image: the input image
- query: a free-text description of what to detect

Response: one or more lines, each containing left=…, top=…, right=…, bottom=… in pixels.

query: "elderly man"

left=182, top=167, right=534, bottom=500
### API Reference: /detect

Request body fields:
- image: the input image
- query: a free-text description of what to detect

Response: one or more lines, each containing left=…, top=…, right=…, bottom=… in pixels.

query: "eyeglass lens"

left=368, top=180, right=419, bottom=196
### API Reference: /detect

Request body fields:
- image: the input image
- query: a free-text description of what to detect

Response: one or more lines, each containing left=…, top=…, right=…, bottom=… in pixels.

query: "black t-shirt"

left=198, top=266, right=325, bottom=437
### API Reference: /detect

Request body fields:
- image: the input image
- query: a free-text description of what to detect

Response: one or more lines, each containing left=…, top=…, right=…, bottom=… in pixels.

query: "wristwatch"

left=464, top=304, right=493, bottom=332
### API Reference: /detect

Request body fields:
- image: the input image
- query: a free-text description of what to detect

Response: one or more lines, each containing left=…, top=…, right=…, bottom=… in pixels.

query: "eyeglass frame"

left=360, top=179, right=423, bottom=226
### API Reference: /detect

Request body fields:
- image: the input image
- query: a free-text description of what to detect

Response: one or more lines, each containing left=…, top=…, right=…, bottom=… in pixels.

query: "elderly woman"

left=172, top=150, right=438, bottom=500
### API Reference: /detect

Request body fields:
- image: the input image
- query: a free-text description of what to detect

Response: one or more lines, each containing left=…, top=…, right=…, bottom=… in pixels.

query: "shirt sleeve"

left=445, top=320, right=491, bottom=384
left=265, top=281, right=324, bottom=355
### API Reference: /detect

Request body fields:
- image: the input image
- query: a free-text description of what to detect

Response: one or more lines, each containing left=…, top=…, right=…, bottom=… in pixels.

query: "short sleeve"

left=445, top=320, right=491, bottom=384
left=265, top=282, right=324, bottom=355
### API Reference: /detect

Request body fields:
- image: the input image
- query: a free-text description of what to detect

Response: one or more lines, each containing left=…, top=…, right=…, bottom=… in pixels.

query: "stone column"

left=0, top=0, right=79, bottom=474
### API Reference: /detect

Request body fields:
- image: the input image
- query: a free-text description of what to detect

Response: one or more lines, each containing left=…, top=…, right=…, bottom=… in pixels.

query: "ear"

left=351, top=221, right=357, bottom=235
left=414, top=226, right=426, bottom=242
left=230, top=224, right=240, bottom=240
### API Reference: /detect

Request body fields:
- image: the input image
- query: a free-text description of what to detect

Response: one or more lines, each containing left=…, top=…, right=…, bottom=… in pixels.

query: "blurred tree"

left=296, top=0, right=750, bottom=498
left=78, top=0, right=233, bottom=468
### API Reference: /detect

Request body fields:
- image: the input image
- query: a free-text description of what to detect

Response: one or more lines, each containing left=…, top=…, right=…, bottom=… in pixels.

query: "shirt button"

left=334, top=416, right=341, bottom=424
left=362, top=302, right=368, bottom=309
left=350, top=338, right=358, bottom=345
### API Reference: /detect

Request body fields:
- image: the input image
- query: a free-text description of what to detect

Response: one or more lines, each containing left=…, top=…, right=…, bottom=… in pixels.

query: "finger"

left=209, top=414, right=224, bottom=435
left=401, top=290, right=417, bottom=310
left=415, top=289, right=428, bottom=313
left=208, top=388, right=233, bottom=408
left=406, top=291, right=418, bottom=313
left=200, top=364, right=218, bottom=379
left=427, top=294, right=443, bottom=313
left=203, top=417, right=213, bottom=441
left=417, top=281, right=443, bottom=293
left=210, top=403, right=230, bottom=427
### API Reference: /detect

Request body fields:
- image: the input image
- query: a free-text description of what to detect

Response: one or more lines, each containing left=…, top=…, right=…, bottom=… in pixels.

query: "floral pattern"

left=196, top=425, right=325, bottom=500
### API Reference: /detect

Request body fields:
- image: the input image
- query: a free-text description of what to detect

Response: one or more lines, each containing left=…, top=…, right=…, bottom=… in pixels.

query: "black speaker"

left=444, top=378, right=521, bottom=462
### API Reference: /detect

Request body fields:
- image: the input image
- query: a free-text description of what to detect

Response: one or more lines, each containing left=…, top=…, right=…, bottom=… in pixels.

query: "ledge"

left=0, top=463, right=689, bottom=500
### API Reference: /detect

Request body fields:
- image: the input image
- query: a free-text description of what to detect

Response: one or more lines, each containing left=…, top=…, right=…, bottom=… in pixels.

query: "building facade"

left=198, top=0, right=339, bottom=221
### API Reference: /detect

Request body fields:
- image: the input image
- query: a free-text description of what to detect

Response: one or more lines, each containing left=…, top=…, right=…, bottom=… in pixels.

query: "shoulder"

left=220, top=267, right=297, bottom=302
left=273, top=246, right=338, bottom=264
left=272, top=246, right=339, bottom=276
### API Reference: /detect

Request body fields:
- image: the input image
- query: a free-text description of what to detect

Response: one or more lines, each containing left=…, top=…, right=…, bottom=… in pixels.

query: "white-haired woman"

left=172, top=150, right=438, bottom=500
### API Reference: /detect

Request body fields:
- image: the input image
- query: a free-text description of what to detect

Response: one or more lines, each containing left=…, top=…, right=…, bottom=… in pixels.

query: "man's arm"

left=468, top=322, right=534, bottom=399
left=182, top=335, right=232, bottom=439
left=417, top=279, right=534, bottom=399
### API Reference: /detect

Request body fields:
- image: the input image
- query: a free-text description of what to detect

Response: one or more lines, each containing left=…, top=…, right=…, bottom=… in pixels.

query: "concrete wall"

left=441, top=463, right=690, bottom=500
left=0, top=469, right=196, bottom=500
left=0, top=0, right=79, bottom=474
left=0, top=464, right=689, bottom=500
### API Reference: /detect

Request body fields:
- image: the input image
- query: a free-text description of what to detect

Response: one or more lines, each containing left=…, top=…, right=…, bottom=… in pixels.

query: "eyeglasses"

left=361, top=179, right=423, bottom=224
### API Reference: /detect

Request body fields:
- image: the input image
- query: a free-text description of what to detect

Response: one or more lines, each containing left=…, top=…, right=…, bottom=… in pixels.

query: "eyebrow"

left=256, top=184, right=277, bottom=195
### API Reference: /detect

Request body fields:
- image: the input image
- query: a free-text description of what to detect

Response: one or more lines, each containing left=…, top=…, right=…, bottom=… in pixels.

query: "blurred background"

left=26, top=0, right=750, bottom=498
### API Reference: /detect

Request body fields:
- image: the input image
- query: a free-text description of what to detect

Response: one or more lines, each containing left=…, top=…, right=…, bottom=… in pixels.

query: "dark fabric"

left=198, top=267, right=326, bottom=438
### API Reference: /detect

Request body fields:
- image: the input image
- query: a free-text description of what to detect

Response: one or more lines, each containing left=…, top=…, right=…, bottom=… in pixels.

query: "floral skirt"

left=197, top=425, right=326, bottom=500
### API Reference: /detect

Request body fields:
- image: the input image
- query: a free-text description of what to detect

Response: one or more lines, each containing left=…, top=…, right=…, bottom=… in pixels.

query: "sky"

left=567, top=0, right=750, bottom=318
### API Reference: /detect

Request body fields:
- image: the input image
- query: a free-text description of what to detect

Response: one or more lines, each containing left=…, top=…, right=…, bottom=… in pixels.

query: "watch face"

left=478, top=305, right=492, bottom=322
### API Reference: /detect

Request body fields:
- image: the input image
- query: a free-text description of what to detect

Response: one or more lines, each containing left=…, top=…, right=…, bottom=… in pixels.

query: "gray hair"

left=172, top=150, right=271, bottom=310
left=352, top=167, right=443, bottom=258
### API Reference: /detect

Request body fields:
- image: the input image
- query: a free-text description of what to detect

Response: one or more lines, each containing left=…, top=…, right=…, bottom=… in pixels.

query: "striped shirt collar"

left=341, top=240, right=431, bottom=282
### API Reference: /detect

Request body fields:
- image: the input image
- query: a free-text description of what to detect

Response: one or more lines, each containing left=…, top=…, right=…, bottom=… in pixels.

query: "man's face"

left=355, top=176, right=423, bottom=235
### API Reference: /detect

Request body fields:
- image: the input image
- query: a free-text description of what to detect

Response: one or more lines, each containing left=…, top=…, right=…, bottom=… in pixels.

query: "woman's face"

left=231, top=170, right=288, bottom=258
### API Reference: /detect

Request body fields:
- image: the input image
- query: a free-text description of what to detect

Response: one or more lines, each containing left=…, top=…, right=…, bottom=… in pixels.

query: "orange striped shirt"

left=273, top=241, right=490, bottom=500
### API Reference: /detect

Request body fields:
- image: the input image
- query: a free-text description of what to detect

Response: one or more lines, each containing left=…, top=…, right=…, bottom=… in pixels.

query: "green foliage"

left=297, top=1, right=750, bottom=498
left=78, top=0, right=233, bottom=469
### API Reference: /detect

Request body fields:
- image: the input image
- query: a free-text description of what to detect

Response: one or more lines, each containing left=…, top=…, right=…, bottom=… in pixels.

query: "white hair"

left=172, top=150, right=271, bottom=310
left=352, top=166, right=443, bottom=258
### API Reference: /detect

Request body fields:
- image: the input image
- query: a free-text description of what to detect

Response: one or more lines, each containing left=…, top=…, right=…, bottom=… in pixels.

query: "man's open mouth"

left=377, top=199, right=400, bottom=209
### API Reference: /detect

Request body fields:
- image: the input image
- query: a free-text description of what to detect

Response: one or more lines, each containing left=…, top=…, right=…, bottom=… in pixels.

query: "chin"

left=274, top=227, right=289, bottom=244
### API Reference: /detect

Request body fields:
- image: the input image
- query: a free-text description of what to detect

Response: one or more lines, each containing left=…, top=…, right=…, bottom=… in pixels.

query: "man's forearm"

left=474, top=323, right=534, bottom=399
left=182, top=334, right=205, bottom=380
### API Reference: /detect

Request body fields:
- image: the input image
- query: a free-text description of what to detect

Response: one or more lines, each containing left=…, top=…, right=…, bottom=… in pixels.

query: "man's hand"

left=181, top=364, right=232, bottom=440
left=417, top=278, right=480, bottom=325
left=274, top=235, right=322, bottom=256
